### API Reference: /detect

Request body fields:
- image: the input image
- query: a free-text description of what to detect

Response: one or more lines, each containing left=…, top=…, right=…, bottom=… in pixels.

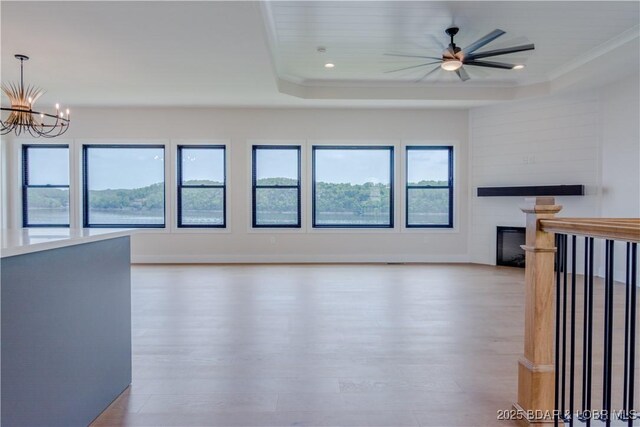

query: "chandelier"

left=1, top=54, right=70, bottom=138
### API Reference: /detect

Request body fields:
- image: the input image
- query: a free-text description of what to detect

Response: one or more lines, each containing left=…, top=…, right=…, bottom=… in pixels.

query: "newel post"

left=514, top=197, right=563, bottom=425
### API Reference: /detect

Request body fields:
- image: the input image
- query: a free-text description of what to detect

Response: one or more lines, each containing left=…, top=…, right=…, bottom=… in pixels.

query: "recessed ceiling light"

left=324, top=63, right=335, bottom=69
left=512, top=64, right=525, bottom=70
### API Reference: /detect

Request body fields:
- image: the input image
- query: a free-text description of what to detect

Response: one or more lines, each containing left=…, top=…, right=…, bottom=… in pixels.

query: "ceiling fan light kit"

left=385, top=26, right=535, bottom=82
left=441, top=60, right=463, bottom=71
left=1, top=54, right=70, bottom=138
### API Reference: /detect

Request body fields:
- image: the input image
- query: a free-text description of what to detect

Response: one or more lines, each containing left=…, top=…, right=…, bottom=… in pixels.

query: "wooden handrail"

left=539, top=218, right=640, bottom=242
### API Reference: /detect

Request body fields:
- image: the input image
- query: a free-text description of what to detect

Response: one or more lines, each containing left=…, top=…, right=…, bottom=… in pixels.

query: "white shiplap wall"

left=469, top=92, right=601, bottom=265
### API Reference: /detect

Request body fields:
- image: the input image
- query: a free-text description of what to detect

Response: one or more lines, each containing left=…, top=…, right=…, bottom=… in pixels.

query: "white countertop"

left=1, top=228, right=136, bottom=258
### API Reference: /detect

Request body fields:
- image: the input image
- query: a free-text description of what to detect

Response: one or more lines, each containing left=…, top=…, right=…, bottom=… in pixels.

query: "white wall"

left=3, top=75, right=637, bottom=266
left=600, top=73, right=640, bottom=280
left=469, top=91, right=602, bottom=265
left=600, top=73, right=640, bottom=219
left=469, top=71, right=639, bottom=282
left=4, top=108, right=470, bottom=263
left=0, top=135, right=8, bottom=230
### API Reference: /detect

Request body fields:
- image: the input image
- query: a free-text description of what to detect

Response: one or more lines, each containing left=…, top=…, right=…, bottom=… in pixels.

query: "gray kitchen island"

left=1, top=228, right=134, bottom=427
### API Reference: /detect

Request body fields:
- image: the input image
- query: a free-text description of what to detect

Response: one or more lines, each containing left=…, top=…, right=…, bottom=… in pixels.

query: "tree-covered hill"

left=28, top=187, right=69, bottom=208
left=28, top=179, right=448, bottom=217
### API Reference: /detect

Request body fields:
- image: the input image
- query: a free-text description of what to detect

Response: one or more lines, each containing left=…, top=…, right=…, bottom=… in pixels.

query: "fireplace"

left=496, top=226, right=526, bottom=268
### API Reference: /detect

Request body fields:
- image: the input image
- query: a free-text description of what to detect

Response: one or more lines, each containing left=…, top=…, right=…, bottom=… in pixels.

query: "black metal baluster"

left=627, top=243, right=637, bottom=426
left=604, top=240, right=611, bottom=425
left=602, top=240, right=615, bottom=426
left=569, top=235, right=577, bottom=425
left=586, top=237, right=594, bottom=427
left=562, top=234, right=569, bottom=421
left=555, top=233, right=562, bottom=427
left=607, top=241, right=615, bottom=426
left=623, top=242, right=631, bottom=421
left=580, top=237, right=590, bottom=422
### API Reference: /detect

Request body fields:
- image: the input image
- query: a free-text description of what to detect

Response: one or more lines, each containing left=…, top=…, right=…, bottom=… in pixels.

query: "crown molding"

left=547, top=25, right=640, bottom=82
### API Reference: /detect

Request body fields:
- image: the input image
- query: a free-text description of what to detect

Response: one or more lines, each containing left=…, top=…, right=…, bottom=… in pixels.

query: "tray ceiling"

left=1, top=1, right=638, bottom=108
left=264, top=1, right=639, bottom=86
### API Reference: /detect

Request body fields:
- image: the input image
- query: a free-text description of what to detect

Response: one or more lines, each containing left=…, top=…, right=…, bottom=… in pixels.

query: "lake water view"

left=28, top=208, right=448, bottom=226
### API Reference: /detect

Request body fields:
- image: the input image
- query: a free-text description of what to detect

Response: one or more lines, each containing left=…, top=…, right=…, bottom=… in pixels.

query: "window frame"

left=22, top=144, right=71, bottom=228
left=251, top=145, right=302, bottom=229
left=405, top=145, right=454, bottom=229
left=82, top=144, right=167, bottom=228
left=312, top=145, right=395, bottom=229
left=176, top=144, right=227, bottom=228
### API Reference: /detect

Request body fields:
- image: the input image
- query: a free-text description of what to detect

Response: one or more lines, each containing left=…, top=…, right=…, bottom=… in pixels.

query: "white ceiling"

left=1, top=1, right=638, bottom=108
left=265, top=1, right=640, bottom=85
left=1, top=2, right=291, bottom=107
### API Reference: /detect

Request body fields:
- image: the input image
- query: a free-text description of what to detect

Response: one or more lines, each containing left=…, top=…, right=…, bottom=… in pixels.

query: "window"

left=406, top=146, right=453, bottom=228
left=22, top=145, right=70, bottom=227
left=313, top=146, right=393, bottom=228
left=252, top=145, right=301, bottom=228
left=83, top=145, right=165, bottom=227
left=177, top=145, right=226, bottom=227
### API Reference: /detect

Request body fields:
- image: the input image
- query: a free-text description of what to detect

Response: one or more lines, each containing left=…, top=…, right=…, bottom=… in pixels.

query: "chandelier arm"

left=41, top=125, right=69, bottom=138
left=35, top=115, right=68, bottom=136
left=27, top=126, right=40, bottom=138
left=58, top=124, right=70, bottom=137
left=36, top=122, right=60, bottom=136
left=1, top=123, right=16, bottom=135
left=31, top=120, right=47, bottom=135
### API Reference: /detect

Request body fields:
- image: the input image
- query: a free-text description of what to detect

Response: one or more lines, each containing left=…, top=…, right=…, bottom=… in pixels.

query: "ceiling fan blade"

left=385, top=61, right=441, bottom=73
left=464, top=59, right=515, bottom=70
left=465, top=44, right=535, bottom=60
left=455, top=67, right=470, bottom=81
left=463, top=29, right=506, bottom=54
left=416, top=66, right=441, bottom=82
left=384, top=53, right=442, bottom=60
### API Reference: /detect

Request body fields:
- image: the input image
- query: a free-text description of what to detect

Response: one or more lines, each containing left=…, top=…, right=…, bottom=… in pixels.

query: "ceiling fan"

left=385, top=27, right=535, bottom=82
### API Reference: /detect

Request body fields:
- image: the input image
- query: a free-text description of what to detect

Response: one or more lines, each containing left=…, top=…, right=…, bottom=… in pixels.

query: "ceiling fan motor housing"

left=445, top=27, right=459, bottom=38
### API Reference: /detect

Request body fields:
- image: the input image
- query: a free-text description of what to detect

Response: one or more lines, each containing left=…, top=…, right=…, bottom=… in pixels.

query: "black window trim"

left=22, top=144, right=71, bottom=228
left=252, top=144, right=302, bottom=228
left=177, top=144, right=227, bottom=228
left=312, top=145, right=395, bottom=229
left=405, top=145, right=454, bottom=229
left=83, top=144, right=167, bottom=228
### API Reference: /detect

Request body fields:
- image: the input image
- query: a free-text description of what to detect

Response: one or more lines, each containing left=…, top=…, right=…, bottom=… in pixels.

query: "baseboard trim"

left=131, top=254, right=471, bottom=264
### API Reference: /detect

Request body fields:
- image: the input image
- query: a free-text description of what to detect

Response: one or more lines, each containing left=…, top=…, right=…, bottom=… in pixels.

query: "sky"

left=87, top=147, right=165, bottom=190
left=407, top=149, right=449, bottom=183
left=315, top=149, right=391, bottom=184
left=33, top=146, right=449, bottom=190
left=28, top=147, right=69, bottom=185
left=181, top=148, right=224, bottom=183
left=256, top=148, right=298, bottom=181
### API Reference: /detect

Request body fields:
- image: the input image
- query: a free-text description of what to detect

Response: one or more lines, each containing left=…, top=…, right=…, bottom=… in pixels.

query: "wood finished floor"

left=91, top=264, right=636, bottom=427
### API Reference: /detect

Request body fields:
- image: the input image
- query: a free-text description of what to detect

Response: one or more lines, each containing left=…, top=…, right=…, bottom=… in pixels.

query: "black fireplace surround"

left=496, top=226, right=526, bottom=268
